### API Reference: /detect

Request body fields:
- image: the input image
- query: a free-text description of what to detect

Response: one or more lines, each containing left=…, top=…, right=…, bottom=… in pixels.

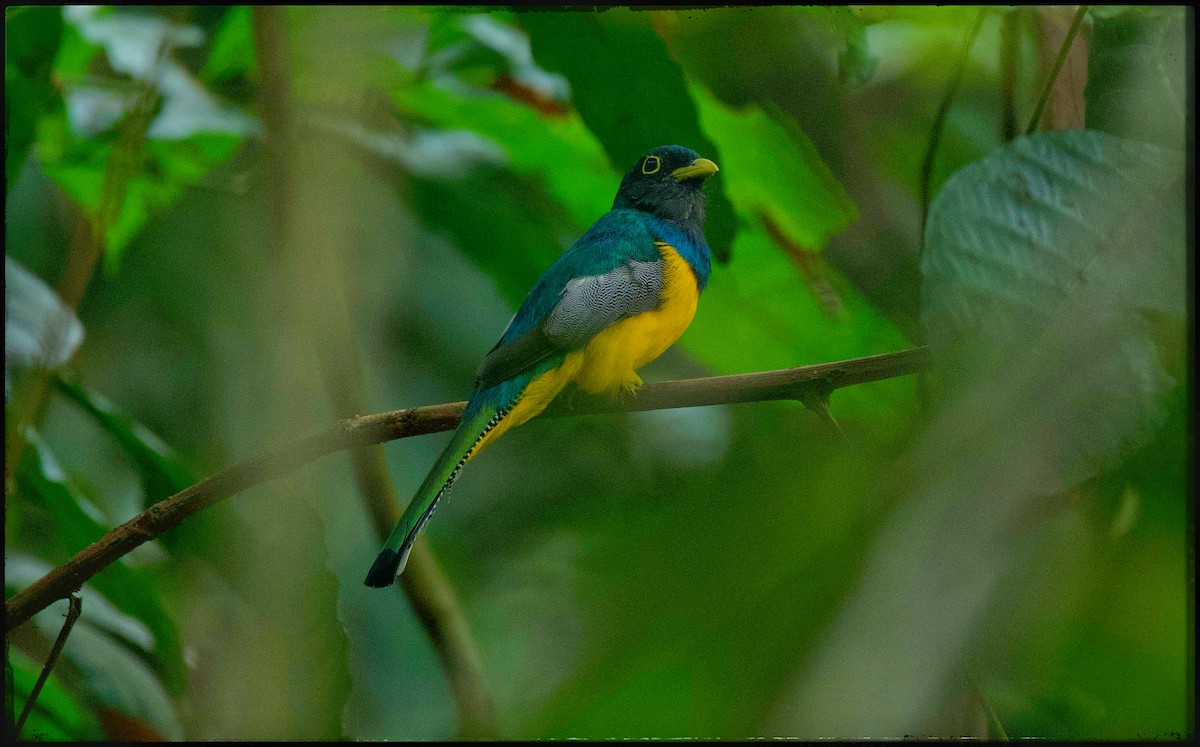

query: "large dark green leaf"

left=11, top=434, right=188, bottom=696
left=519, top=10, right=738, bottom=262
left=4, top=6, right=64, bottom=191
left=1086, top=7, right=1186, bottom=151
left=770, top=131, right=1185, bottom=739
left=921, top=129, right=1184, bottom=484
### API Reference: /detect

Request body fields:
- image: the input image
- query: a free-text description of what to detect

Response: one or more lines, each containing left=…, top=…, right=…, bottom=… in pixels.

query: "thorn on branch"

left=798, top=386, right=853, bottom=452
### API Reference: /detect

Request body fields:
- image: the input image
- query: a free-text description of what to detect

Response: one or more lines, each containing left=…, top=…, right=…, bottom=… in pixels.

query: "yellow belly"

left=572, top=243, right=699, bottom=394
left=468, top=243, right=699, bottom=460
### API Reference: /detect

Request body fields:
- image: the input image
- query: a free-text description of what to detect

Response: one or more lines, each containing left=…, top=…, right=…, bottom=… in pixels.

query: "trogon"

left=366, top=145, right=719, bottom=587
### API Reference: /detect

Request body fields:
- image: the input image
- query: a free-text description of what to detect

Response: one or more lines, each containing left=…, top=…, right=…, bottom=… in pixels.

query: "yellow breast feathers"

left=468, top=243, right=699, bottom=459
left=571, top=242, right=698, bottom=395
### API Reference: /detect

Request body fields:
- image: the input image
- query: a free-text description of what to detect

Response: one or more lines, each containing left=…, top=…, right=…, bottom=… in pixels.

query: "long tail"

left=363, top=401, right=509, bottom=587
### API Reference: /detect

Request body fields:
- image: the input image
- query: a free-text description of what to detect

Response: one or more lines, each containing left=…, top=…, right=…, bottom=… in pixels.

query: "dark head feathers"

left=612, top=145, right=718, bottom=224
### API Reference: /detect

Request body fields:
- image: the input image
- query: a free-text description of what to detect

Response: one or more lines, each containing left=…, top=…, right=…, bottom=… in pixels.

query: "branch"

left=14, top=593, right=82, bottom=740
left=1026, top=5, right=1090, bottom=136
left=4, top=348, right=929, bottom=631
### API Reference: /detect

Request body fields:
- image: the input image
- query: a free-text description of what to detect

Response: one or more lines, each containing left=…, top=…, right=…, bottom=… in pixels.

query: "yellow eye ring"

left=641, top=155, right=661, bottom=175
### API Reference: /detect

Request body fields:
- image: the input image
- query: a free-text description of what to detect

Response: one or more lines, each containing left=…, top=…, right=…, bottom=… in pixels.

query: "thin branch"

left=4, top=348, right=929, bottom=632
left=14, top=593, right=82, bottom=740
left=919, top=8, right=988, bottom=245
left=1025, top=5, right=1089, bottom=136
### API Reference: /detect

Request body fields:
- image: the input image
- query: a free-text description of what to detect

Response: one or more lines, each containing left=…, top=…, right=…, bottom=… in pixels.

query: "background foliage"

left=5, top=5, right=1190, bottom=740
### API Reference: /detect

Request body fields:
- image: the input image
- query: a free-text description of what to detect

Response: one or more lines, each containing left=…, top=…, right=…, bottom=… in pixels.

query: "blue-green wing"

left=475, top=209, right=664, bottom=390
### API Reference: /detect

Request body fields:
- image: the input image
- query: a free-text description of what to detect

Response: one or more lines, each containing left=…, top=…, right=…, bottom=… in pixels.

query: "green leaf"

left=199, top=6, right=257, bottom=84
left=10, top=433, right=188, bottom=696
left=52, top=378, right=192, bottom=497
left=409, top=166, right=583, bottom=311
left=519, top=9, right=738, bottom=262
left=921, top=130, right=1185, bottom=482
left=680, top=219, right=912, bottom=419
left=394, top=79, right=612, bottom=230
left=9, top=587, right=183, bottom=740
left=38, top=127, right=243, bottom=269
left=50, top=376, right=254, bottom=578
left=32, top=6, right=251, bottom=269
left=4, top=6, right=64, bottom=191
left=423, top=12, right=568, bottom=104
left=691, top=85, right=857, bottom=251
left=1085, top=6, right=1186, bottom=150
left=8, top=648, right=102, bottom=742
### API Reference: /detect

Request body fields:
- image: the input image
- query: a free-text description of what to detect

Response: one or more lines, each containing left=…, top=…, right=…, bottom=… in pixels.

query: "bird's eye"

left=641, top=155, right=661, bottom=175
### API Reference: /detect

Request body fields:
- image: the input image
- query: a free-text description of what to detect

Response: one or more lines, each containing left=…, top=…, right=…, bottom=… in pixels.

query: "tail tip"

left=363, top=543, right=415, bottom=588
left=364, top=549, right=401, bottom=588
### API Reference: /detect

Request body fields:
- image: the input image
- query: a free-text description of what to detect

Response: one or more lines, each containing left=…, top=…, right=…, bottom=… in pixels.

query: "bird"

left=365, top=144, right=719, bottom=587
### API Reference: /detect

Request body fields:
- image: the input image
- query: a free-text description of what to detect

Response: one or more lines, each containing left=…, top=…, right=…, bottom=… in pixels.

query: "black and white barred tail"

left=364, top=404, right=511, bottom=587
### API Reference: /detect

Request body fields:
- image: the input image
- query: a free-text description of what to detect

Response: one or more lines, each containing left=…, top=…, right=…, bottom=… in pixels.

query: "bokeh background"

left=5, top=5, right=1191, bottom=741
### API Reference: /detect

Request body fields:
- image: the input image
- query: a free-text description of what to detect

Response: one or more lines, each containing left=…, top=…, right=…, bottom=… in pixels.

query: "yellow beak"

left=671, top=157, right=719, bottom=182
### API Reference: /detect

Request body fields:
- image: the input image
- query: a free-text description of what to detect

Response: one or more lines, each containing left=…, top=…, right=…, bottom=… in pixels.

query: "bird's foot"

left=616, top=373, right=643, bottom=406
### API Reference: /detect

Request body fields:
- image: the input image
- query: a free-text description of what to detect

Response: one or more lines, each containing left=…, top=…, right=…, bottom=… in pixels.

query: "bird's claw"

left=616, top=375, right=643, bottom=406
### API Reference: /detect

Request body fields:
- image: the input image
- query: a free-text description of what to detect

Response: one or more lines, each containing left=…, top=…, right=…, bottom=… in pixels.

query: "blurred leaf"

left=39, top=125, right=243, bottom=269
left=922, top=130, right=1184, bottom=481
left=18, top=597, right=184, bottom=740
left=8, top=648, right=102, bottom=741
left=424, top=13, right=568, bottom=106
left=33, top=6, right=251, bottom=269
left=519, top=9, right=738, bottom=262
left=4, top=256, right=84, bottom=401
left=408, top=166, right=583, bottom=310
left=7, top=555, right=156, bottom=655
left=1085, top=7, right=1186, bottom=150
left=832, top=8, right=878, bottom=88
left=11, top=433, right=188, bottom=696
left=680, top=221, right=912, bottom=418
left=5, top=6, right=64, bottom=191
left=96, top=708, right=166, bottom=741
left=692, top=85, right=857, bottom=251
left=52, top=378, right=192, bottom=495
left=395, top=79, right=611, bottom=227
left=199, top=6, right=257, bottom=85
left=772, top=129, right=1185, bottom=738
left=51, top=376, right=256, bottom=579
left=7, top=557, right=181, bottom=739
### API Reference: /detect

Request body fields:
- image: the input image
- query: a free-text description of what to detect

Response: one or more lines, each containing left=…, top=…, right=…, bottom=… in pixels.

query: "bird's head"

left=612, top=145, right=719, bottom=224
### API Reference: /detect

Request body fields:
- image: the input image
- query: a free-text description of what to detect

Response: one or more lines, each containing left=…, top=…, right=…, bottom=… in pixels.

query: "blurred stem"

left=335, top=373, right=496, bottom=739
left=999, top=9, right=1022, bottom=143
left=13, top=593, right=81, bottom=740
left=1025, top=5, right=1089, bottom=136
left=918, top=7, right=987, bottom=247
left=4, top=348, right=929, bottom=633
left=251, top=7, right=495, bottom=737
